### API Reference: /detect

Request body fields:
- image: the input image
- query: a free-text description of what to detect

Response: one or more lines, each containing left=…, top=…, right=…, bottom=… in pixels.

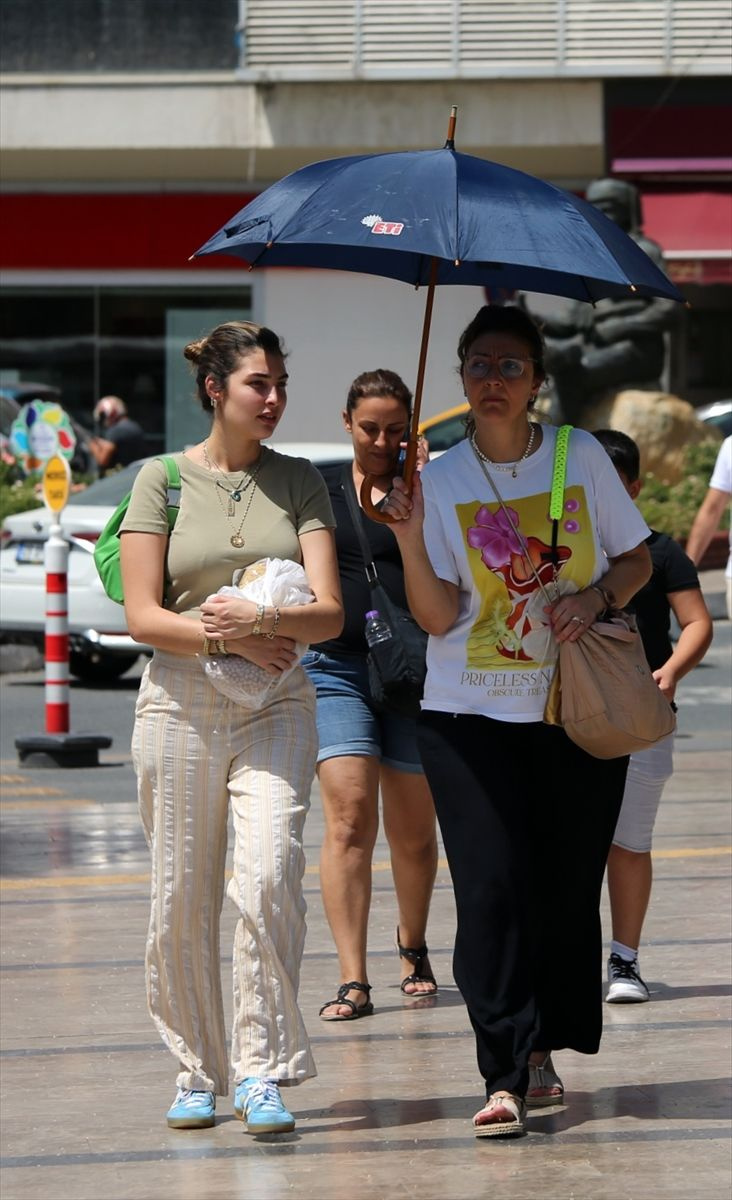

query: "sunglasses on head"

left=464, top=355, right=535, bottom=381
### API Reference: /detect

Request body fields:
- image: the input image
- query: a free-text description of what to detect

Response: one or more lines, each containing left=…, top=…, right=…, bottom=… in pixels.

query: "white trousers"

left=612, top=732, right=675, bottom=854
left=132, top=651, right=318, bottom=1094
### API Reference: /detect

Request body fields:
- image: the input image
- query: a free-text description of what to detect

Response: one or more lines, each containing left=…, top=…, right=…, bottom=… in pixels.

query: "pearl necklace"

left=470, top=423, right=537, bottom=478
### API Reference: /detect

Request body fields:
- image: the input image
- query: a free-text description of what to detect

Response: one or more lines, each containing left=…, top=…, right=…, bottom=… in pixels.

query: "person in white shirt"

left=384, top=305, right=651, bottom=1139
left=686, top=435, right=732, bottom=619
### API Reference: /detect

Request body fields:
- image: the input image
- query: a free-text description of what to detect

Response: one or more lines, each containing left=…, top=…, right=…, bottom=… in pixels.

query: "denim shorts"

left=302, top=649, right=424, bottom=774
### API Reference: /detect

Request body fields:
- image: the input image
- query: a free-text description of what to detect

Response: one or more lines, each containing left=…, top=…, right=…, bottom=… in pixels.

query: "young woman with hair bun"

left=120, top=320, right=342, bottom=1135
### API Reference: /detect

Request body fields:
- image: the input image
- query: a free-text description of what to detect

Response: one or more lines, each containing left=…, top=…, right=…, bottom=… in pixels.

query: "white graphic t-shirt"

left=420, top=425, right=650, bottom=723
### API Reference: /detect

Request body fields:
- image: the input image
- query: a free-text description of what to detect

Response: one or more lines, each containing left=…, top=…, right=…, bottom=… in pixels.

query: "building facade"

left=1, top=0, right=730, bottom=450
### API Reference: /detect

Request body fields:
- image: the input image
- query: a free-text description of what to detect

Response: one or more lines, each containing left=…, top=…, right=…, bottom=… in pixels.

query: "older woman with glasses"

left=384, top=305, right=652, bottom=1139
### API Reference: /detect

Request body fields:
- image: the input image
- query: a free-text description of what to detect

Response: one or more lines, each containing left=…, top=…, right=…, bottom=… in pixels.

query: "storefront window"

left=0, top=286, right=250, bottom=455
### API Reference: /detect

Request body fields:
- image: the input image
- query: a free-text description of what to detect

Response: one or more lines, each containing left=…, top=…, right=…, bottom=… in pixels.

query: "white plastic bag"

left=201, top=558, right=314, bottom=707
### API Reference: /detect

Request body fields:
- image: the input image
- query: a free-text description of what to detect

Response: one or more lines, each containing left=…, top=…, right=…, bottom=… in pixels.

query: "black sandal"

left=397, top=927, right=438, bottom=995
left=319, top=980, right=374, bottom=1021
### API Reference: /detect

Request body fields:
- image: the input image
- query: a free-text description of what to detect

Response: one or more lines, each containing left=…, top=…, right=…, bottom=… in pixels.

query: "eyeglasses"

left=464, top=355, right=535, bottom=381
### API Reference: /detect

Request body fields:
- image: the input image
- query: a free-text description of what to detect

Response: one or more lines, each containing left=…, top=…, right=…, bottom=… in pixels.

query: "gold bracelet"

left=252, top=602, right=266, bottom=637
left=264, top=606, right=281, bottom=640
left=202, top=636, right=227, bottom=656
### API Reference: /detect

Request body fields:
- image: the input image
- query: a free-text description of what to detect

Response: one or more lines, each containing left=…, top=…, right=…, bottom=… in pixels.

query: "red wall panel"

left=0, top=193, right=255, bottom=270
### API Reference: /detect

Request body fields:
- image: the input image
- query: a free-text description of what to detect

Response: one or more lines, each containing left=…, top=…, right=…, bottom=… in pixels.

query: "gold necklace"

left=470, top=423, right=537, bottom=478
left=204, top=445, right=263, bottom=548
left=202, top=441, right=257, bottom=517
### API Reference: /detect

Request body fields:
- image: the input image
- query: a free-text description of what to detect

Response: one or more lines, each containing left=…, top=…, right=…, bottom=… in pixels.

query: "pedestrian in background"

left=119, top=321, right=342, bottom=1134
left=89, top=395, right=146, bottom=472
left=593, top=429, right=713, bottom=1003
left=686, top=434, right=731, bottom=620
left=385, top=305, right=652, bottom=1138
left=305, top=369, right=439, bottom=1022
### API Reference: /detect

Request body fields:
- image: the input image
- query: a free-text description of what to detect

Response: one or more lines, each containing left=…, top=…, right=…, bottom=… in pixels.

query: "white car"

left=0, top=442, right=352, bottom=681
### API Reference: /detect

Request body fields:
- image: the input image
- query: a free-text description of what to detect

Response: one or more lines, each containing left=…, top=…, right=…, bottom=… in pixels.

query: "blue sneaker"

left=166, top=1088, right=216, bottom=1129
left=234, top=1078, right=296, bottom=1133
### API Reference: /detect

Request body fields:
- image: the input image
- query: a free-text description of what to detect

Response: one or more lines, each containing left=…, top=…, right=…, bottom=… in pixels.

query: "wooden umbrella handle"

left=359, top=254, right=440, bottom=523
left=359, top=432, right=420, bottom=525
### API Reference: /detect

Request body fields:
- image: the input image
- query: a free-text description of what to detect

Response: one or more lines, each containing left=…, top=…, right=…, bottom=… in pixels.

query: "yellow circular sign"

left=42, top=454, right=71, bottom=514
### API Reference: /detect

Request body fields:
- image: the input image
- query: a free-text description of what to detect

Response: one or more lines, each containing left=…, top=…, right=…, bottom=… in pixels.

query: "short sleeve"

left=293, top=461, right=336, bottom=535
left=422, top=468, right=461, bottom=584
left=119, top=457, right=171, bottom=534
left=661, top=536, right=702, bottom=594
left=584, top=436, right=650, bottom=557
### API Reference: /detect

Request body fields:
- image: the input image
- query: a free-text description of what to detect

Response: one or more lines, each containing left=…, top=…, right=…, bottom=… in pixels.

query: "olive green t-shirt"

left=120, top=448, right=335, bottom=618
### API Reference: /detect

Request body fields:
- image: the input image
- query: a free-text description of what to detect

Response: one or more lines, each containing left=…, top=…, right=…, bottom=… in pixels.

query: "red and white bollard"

left=15, top=453, right=112, bottom=768
left=44, top=520, right=70, bottom=733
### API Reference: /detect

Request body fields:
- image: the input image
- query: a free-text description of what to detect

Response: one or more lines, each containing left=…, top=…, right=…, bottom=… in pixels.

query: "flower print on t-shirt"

left=456, top=485, right=593, bottom=670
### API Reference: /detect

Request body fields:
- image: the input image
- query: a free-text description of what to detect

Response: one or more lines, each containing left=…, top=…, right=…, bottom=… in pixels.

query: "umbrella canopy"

left=192, top=111, right=683, bottom=519
left=193, top=147, right=682, bottom=305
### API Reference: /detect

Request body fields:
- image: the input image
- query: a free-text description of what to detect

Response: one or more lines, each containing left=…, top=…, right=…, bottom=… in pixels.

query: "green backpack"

left=94, top=455, right=181, bottom=605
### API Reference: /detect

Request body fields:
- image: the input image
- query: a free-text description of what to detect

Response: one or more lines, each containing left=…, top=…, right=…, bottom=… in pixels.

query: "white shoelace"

left=243, top=1080, right=283, bottom=1111
left=175, top=1088, right=212, bottom=1108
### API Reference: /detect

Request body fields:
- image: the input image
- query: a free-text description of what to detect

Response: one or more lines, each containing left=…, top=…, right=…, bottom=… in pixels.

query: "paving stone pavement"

left=0, top=577, right=729, bottom=1200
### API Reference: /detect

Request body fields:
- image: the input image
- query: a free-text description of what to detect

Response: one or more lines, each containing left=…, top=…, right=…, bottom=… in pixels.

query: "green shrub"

left=0, top=462, right=44, bottom=524
left=0, top=461, right=94, bottom=524
left=638, top=441, right=728, bottom=540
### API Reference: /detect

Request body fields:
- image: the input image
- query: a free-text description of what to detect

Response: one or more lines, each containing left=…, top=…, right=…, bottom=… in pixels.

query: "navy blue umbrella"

left=192, top=109, right=683, bottom=517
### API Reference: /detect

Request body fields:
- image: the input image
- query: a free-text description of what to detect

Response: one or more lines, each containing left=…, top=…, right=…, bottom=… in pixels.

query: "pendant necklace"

left=203, top=441, right=257, bottom=517
left=470, top=422, right=537, bottom=478
left=203, top=442, right=263, bottom=548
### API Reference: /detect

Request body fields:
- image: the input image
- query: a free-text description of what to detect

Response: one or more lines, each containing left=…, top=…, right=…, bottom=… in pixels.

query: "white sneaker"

left=606, top=953, right=649, bottom=1003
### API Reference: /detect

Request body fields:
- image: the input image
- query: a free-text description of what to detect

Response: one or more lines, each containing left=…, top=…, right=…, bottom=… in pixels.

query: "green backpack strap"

left=94, top=455, right=181, bottom=605
left=549, top=425, right=572, bottom=569
left=162, top=453, right=181, bottom=525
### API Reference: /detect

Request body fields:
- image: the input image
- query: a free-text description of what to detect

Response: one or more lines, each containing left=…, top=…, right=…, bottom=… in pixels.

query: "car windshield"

left=425, top=413, right=469, bottom=452
left=66, top=461, right=147, bottom=506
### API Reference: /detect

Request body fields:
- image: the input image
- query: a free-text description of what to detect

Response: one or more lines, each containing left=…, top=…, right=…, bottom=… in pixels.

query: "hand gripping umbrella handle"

left=359, top=431, right=420, bottom=525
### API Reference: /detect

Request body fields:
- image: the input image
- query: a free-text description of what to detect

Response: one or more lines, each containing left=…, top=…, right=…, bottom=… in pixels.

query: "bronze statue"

left=539, top=179, right=678, bottom=425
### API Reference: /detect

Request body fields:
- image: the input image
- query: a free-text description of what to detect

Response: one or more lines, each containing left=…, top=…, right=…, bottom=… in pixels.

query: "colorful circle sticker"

left=9, top=400, right=77, bottom=474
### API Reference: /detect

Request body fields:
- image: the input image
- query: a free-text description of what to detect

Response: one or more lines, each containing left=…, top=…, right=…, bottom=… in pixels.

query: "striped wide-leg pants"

left=132, top=650, right=318, bottom=1095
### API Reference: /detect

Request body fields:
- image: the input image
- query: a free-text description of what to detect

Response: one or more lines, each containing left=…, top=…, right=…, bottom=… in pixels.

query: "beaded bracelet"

left=264, top=606, right=281, bottom=641
left=251, top=602, right=266, bottom=637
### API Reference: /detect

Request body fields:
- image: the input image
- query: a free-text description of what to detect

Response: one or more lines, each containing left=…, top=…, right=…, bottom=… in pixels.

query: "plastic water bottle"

left=364, top=609, right=393, bottom=646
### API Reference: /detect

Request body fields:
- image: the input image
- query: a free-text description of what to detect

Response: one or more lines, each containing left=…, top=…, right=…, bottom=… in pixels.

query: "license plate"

left=15, top=542, right=46, bottom=565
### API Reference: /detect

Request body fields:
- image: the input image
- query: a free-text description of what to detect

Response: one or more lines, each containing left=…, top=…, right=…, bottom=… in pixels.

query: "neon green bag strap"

left=549, top=424, right=572, bottom=521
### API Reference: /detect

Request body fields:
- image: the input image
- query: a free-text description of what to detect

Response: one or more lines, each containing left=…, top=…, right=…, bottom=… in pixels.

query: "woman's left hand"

left=200, top=593, right=258, bottom=639
left=547, top=588, right=604, bottom=643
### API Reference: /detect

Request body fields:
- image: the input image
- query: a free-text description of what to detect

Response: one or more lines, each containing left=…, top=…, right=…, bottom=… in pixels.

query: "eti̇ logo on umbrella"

left=362, top=214, right=404, bottom=236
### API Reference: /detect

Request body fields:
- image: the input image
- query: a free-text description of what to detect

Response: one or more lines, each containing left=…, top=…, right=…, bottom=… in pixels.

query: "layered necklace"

left=470, top=422, right=537, bottom=478
left=203, top=441, right=263, bottom=548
